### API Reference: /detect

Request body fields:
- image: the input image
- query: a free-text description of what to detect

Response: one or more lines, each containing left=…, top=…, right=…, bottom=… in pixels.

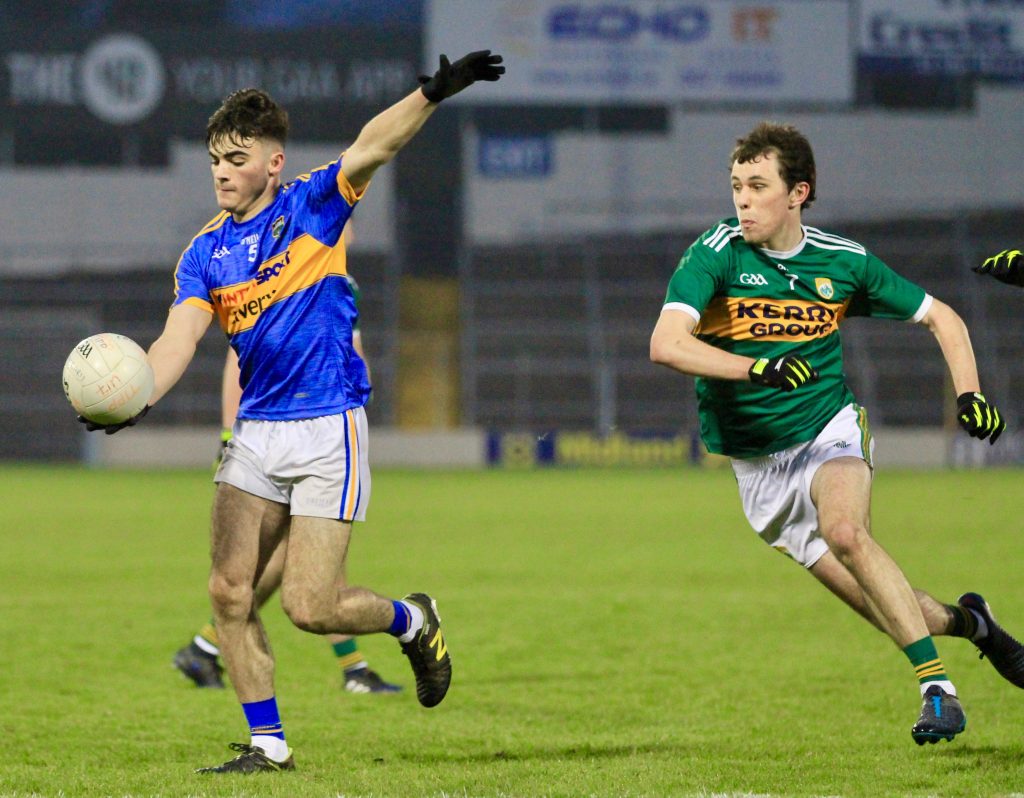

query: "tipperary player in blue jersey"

left=81, top=50, right=504, bottom=774
left=173, top=271, right=403, bottom=695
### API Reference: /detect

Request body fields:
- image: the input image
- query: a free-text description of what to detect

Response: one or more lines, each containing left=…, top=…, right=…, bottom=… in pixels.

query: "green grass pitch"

left=2, top=464, right=1023, bottom=798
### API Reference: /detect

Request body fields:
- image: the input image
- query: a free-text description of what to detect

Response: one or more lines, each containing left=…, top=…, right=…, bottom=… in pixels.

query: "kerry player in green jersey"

left=651, top=122, right=1024, bottom=745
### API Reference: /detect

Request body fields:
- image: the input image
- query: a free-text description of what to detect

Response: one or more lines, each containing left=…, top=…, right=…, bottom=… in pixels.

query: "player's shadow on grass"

left=941, top=745, right=1024, bottom=767
left=398, top=741, right=687, bottom=765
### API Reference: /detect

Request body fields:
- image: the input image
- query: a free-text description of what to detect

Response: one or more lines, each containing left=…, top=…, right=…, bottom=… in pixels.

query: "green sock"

left=903, top=636, right=948, bottom=686
left=332, top=639, right=366, bottom=673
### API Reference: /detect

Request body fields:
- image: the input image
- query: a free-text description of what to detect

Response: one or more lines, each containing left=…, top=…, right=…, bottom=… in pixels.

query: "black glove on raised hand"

left=77, top=404, right=150, bottom=435
left=419, top=50, right=504, bottom=103
left=748, top=355, right=819, bottom=392
left=973, top=249, right=1024, bottom=287
left=956, top=392, right=1006, bottom=445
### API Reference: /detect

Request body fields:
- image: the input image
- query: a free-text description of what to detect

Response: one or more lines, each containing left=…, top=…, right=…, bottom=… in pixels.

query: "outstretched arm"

left=148, top=304, right=213, bottom=405
left=920, top=298, right=1006, bottom=443
left=341, top=89, right=438, bottom=193
left=341, top=50, right=504, bottom=192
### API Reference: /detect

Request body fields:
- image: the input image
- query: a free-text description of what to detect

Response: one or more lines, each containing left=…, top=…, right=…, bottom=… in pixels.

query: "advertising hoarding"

left=859, top=0, right=1024, bottom=81
left=427, top=0, right=854, bottom=105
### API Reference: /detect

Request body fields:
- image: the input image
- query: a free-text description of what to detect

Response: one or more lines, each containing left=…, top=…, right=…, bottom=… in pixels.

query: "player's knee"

left=823, top=519, right=869, bottom=559
left=208, top=573, right=253, bottom=622
left=280, top=590, right=331, bottom=634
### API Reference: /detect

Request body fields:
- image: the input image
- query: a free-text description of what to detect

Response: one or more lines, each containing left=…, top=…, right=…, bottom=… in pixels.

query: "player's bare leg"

left=224, top=514, right=402, bottom=693
left=810, top=457, right=928, bottom=646
left=810, top=553, right=955, bottom=636
left=810, top=456, right=964, bottom=743
left=252, top=540, right=286, bottom=606
left=208, top=484, right=289, bottom=703
left=811, top=545, right=1024, bottom=689
left=282, top=515, right=450, bottom=706
left=280, top=516, right=394, bottom=634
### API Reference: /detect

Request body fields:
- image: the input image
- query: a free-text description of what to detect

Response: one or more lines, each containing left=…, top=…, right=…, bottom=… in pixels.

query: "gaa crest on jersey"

left=272, top=215, right=286, bottom=239
left=815, top=277, right=834, bottom=300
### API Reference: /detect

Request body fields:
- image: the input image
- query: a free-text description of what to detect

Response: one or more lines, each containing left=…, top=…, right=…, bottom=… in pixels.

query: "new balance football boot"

left=195, top=743, right=294, bottom=773
left=173, top=641, right=224, bottom=688
left=911, top=685, right=966, bottom=745
left=958, top=592, right=1024, bottom=688
left=344, top=667, right=403, bottom=694
left=399, top=593, right=451, bottom=707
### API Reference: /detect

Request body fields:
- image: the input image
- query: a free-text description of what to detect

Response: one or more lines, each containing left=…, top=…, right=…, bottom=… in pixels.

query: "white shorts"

left=730, top=403, right=873, bottom=568
left=215, top=408, right=371, bottom=521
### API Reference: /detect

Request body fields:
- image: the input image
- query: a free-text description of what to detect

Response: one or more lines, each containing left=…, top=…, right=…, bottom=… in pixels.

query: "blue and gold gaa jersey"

left=172, top=156, right=370, bottom=421
left=664, top=218, right=931, bottom=458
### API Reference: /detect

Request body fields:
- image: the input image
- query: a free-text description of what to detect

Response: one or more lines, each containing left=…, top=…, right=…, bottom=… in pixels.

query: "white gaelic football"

left=62, top=333, right=154, bottom=425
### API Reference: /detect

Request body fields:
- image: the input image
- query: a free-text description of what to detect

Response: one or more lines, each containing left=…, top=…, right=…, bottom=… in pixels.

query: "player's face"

left=730, top=152, right=805, bottom=250
left=209, top=136, right=284, bottom=222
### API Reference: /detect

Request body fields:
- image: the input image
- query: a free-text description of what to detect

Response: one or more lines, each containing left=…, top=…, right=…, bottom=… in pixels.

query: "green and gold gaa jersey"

left=664, top=219, right=930, bottom=458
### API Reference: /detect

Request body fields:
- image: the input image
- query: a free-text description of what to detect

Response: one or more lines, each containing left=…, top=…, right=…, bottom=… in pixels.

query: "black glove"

left=973, top=249, right=1024, bottom=287
left=956, top=392, right=1006, bottom=445
left=748, top=355, right=819, bottom=392
left=77, top=404, right=150, bottom=435
left=418, top=50, right=504, bottom=103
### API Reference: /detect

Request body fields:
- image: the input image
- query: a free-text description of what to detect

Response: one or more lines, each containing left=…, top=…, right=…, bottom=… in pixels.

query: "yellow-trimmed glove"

left=973, top=249, right=1024, bottom=287
left=748, top=355, right=819, bottom=392
left=956, top=392, right=1006, bottom=445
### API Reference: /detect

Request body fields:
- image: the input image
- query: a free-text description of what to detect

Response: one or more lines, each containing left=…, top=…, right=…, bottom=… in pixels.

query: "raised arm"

left=341, top=90, right=437, bottom=193
left=920, top=298, right=1006, bottom=443
left=341, top=50, right=504, bottom=192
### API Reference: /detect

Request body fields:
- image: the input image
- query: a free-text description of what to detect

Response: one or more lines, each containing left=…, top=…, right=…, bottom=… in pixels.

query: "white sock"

left=398, top=601, right=425, bottom=644
left=969, top=609, right=989, bottom=642
left=921, top=679, right=956, bottom=697
left=251, top=735, right=290, bottom=763
left=193, top=635, right=219, bottom=657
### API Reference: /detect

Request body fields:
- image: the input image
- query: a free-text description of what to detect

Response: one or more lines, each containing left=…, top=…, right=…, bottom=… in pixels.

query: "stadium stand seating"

left=1, top=211, right=1021, bottom=460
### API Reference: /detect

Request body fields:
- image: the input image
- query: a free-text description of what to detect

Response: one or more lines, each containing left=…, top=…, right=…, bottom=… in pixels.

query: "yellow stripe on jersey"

left=172, top=212, right=230, bottom=310
left=181, top=296, right=214, bottom=314
left=695, top=296, right=850, bottom=342
left=198, top=211, right=230, bottom=236
left=209, top=233, right=348, bottom=335
left=294, top=153, right=367, bottom=207
left=336, top=163, right=367, bottom=206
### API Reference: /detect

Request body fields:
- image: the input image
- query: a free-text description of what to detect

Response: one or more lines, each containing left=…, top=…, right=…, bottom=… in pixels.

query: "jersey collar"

left=759, top=227, right=808, bottom=260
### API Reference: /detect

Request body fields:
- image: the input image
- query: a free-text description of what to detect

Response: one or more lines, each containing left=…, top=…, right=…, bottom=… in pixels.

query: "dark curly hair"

left=731, top=122, right=816, bottom=210
left=206, top=88, right=289, bottom=149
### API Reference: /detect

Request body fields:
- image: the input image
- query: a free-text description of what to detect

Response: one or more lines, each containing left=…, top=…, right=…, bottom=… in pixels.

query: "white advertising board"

left=859, top=0, right=1024, bottom=80
left=426, top=0, right=853, bottom=104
